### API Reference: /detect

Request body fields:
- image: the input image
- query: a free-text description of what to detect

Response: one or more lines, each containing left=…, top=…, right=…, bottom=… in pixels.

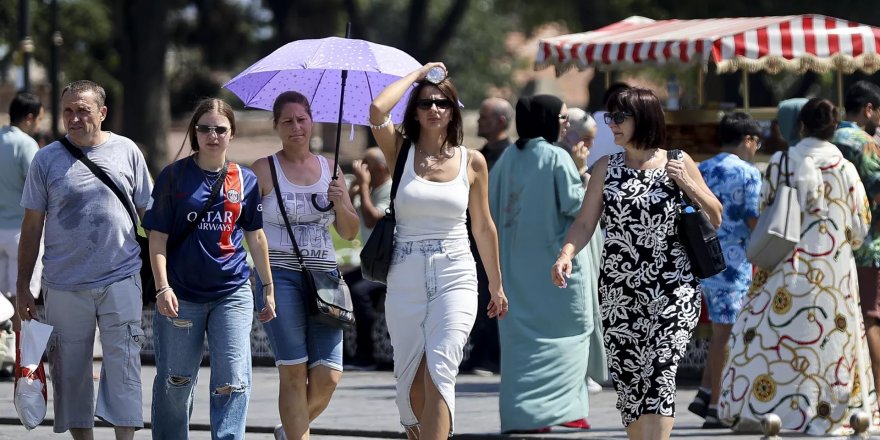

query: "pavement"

left=1, top=363, right=877, bottom=439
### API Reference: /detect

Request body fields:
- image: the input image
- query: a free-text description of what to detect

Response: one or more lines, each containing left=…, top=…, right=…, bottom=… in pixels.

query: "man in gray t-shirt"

left=17, top=80, right=151, bottom=438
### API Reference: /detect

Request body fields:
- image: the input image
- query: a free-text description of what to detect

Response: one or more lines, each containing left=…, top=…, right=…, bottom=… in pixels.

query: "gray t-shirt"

left=355, top=179, right=392, bottom=241
left=0, top=126, right=39, bottom=229
left=21, top=133, right=152, bottom=290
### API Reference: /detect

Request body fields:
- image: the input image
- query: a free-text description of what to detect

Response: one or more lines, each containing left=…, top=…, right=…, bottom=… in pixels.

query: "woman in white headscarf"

left=719, top=98, right=878, bottom=435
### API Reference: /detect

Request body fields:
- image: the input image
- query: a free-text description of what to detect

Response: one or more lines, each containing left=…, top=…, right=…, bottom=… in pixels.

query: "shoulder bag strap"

left=168, top=157, right=229, bottom=250
left=268, top=155, right=309, bottom=270
left=387, top=139, right=412, bottom=217
left=60, top=137, right=140, bottom=227
left=669, top=148, right=696, bottom=207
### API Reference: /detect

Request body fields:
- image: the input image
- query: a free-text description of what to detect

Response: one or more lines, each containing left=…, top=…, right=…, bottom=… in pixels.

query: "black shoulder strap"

left=387, top=139, right=412, bottom=217
left=59, top=137, right=139, bottom=227
left=268, top=155, right=309, bottom=269
left=168, top=157, right=228, bottom=250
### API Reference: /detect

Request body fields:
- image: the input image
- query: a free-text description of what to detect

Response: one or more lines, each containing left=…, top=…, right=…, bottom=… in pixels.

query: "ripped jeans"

left=151, top=283, right=253, bottom=440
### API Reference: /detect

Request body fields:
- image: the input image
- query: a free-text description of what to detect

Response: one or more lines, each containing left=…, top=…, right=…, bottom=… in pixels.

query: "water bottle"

left=666, top=74, right=680, bottom=110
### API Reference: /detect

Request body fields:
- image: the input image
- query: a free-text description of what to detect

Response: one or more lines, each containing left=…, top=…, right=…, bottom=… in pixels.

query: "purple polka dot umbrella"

left=224, top=29, right=421, bottom=210
left=223, top=36, right=421, bottom=127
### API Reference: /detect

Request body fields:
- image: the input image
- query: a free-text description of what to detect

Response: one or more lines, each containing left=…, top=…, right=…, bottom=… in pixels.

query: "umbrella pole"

left=836, top=69, right=844, bottom=112
left=741, top=70, right=750, bottom=113
left=332, top=22, right=353, bottom=181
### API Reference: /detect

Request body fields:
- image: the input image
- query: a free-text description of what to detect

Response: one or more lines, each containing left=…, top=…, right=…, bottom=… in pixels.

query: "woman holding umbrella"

left=369, top=63, right=508, bottom=439
left=250, top=91, right=360, bottom=439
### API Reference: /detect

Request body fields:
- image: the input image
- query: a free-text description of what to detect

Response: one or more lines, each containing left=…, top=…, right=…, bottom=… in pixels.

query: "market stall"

left=536, top=15, right=880, bottom=153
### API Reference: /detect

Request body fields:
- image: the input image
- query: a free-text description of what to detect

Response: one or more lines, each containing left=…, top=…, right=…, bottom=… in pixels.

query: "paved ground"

left=1, top=363, right=877, bottom=439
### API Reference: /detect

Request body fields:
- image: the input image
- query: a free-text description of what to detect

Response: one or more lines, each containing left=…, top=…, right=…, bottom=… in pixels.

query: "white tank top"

left=262, top=154, right=337, bottom=271
left=395, top=144, right=470, bottom=242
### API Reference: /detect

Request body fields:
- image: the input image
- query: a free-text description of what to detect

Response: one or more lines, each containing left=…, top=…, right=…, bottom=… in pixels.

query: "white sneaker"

left=587, top=377, right=603, bottom=394
left=274, top=423, right=286, bottom=440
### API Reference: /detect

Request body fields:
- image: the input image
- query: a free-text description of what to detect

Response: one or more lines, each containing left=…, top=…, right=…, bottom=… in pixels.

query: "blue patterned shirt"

left=697, top=153, right=762, bottom=299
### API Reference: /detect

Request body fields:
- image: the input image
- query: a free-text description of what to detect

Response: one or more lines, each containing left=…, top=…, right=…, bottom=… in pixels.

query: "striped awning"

left=536, top=15, right=880, bottom=75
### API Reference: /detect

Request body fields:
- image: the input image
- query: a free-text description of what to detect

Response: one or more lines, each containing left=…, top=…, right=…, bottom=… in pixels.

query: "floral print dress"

left=599, top=152, right=702, bottom=427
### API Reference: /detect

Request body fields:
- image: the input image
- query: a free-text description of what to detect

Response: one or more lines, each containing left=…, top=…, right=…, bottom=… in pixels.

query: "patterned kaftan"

left=718, top=143, right=879, bottom=435
left=599, top=152, right=702, bottom=427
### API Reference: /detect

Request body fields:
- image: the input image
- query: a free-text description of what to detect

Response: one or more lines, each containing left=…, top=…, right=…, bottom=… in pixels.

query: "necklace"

left=203, top=169, right=222, bottom=187
left=626, top=148, right=659, bottom=168
left=417, top=145, right=454, bottom=168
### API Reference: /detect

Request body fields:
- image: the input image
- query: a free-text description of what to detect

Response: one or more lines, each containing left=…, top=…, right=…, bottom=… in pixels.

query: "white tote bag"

left=747, top=152, right=801, bottom=270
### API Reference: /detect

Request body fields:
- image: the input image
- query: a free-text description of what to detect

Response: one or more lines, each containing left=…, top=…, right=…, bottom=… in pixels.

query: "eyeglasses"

left=194, top=125, right=230, bottom=136
left=604, top=111, right=633, bottom=125
left=558, top=114, right=569, bottom=122
left=416, top=99, right=454, bottom=110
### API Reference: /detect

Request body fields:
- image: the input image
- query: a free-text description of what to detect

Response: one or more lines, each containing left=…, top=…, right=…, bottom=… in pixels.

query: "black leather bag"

left=360, top=140, right=411, bottom=284
left=268, top=157, right=355, bottom=329
left=668, top=149, right=726, bottom=279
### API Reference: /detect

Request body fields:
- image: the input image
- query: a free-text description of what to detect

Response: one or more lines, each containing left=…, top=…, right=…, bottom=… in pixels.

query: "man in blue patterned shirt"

left=688, top=112, right=762, bottom=428
left=832, top=80, right=880, bottom=401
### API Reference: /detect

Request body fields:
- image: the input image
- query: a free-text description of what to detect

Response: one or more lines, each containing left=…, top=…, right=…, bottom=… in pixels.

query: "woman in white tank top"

left=369, top=62, right=509, bottom=439
left=249, top=91, right=360, bottom=439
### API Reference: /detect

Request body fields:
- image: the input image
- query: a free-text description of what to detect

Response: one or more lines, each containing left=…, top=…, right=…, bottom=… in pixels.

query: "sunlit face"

left=607, top=110, right=635, bottom=148
left=275, top=103, right=312, bottom=147
left=415, top=86, right=452, bottom=130
left=61, top=90, right=107, bottom=146
left=195, top=111, right=233, bottom=154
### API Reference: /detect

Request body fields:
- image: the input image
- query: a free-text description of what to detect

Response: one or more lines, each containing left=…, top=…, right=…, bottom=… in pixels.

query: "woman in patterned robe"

left=719, top=98, right=878, bottom=435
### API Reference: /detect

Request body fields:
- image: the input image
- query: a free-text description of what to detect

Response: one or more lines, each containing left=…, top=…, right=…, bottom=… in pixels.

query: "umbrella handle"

left=311, top=194, right=334, bottom=212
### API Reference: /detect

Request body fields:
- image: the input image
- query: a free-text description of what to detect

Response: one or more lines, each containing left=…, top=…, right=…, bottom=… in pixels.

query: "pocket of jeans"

left=445, top=246, right=473, bottom=262
left=125, top=324, right=145, bottom=385
left=391, top=246, right=407, bottom=266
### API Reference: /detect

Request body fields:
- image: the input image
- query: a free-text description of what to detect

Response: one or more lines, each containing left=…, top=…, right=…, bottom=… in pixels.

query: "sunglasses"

left=746, top=135, right=763, bottom=150
left=558, top=114, right=569, bottom=122
left=604, top=111, right=633, bottom=125
left=194, top=125, right=230, bottom=136
left=416, top=99, right=454, bottom=110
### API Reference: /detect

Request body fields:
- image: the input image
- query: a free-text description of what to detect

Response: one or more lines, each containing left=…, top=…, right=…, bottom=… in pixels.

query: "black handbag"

left=360, top=140, right=411, bottom=283
left=668, top=149, right=726, bottom=279
left=268, top=156, right=355, bottom=329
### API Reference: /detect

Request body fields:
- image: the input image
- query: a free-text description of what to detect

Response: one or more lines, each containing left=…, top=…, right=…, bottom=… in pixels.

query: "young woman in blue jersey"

left=249, top=91, right=359, bottom=440
left=144, top=98, right=276, bottom=440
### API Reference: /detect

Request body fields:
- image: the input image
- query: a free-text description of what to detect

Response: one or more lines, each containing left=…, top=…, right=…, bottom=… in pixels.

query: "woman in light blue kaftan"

left=489, top=95, right=605, bottom=433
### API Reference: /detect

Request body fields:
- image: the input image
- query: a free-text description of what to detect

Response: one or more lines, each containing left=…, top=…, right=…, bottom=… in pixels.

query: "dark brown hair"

left=400, top=80, right=463, bottom=147
left=174, top=98, right=236, bottom=158
left=799, top=98, right=838, bottom=141
left=272, top=91, right=312, bottom=127
left=606, top=87, right=666, bottom=150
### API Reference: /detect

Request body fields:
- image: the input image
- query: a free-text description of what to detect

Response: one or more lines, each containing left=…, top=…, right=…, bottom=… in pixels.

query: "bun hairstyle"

left=798, top=98, right=838, bottom=141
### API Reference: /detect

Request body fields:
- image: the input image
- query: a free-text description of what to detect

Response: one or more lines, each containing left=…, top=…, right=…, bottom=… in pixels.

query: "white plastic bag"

left=14, top=320, right=53, bottom=430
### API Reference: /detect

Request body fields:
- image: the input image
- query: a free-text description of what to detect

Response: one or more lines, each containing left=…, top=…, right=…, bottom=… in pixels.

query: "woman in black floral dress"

left=552, top=88, right=722, bottom=440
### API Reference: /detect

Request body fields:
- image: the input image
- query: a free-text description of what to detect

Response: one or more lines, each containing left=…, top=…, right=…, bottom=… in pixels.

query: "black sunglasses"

left=416, top=99, right=454, bottom=110
left=194, top=125, right=230, bottom=135
left=604, top=111, right=633, bottom=125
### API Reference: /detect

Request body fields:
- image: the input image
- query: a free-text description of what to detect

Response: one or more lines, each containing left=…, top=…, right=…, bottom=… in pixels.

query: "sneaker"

left=274, top=424, right=286, bottom=440
left=587, top=377, right=603, bottom=393
left=688, top=389, right=710, bottom=419
left=559, top=418, right=591, bottom=429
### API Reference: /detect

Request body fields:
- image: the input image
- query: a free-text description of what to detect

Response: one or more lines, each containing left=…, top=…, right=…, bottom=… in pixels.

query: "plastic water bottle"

left=684, top=206, right=695, bottom=213
left=666, top=74, right=680, bottom=110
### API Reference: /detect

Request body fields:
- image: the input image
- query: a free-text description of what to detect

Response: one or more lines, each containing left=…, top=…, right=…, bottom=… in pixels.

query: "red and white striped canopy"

left=536, top=15, right=880, bottom=75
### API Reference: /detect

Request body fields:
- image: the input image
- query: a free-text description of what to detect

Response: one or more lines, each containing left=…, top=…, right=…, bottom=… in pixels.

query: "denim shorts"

left=255, top=267, right=343, bottom=370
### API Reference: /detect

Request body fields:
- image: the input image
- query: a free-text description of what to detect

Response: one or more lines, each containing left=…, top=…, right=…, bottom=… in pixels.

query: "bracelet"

left=262, top=282, right=273, bottom=288
left=369, top=115, right=392, bottom=130
left=155, top=286, right=172, bottom=298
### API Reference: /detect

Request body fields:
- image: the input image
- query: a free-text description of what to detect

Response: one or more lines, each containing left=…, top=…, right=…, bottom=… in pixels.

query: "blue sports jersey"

left=143, top=156, right=263, bottom=302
